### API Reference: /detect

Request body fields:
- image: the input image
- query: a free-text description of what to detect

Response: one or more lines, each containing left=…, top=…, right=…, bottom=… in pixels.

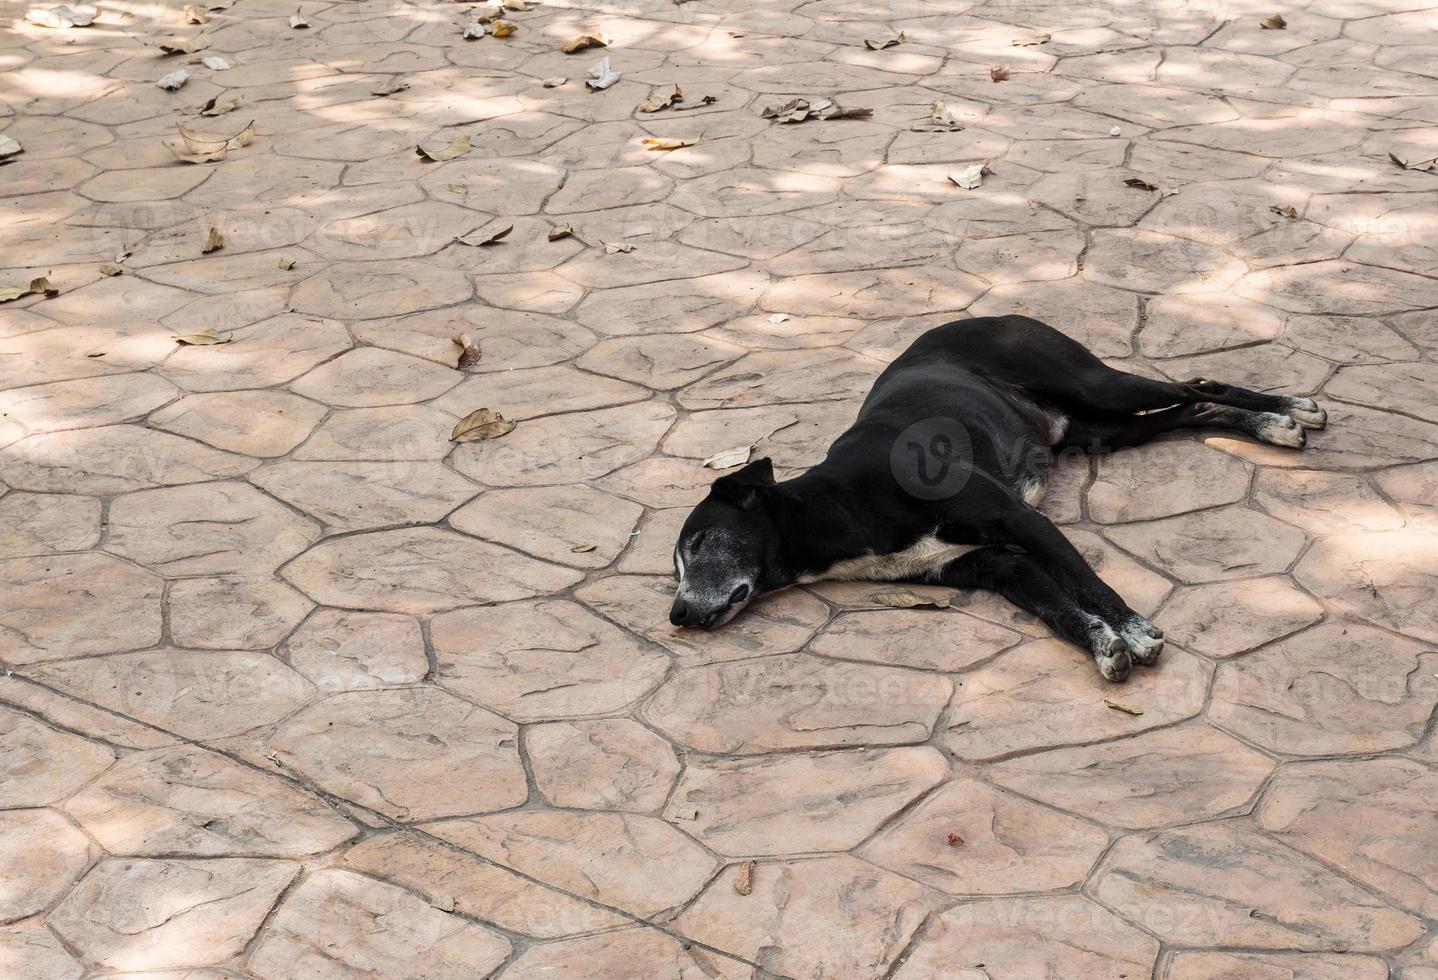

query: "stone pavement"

left=3, top=0, right=1438, bottom=974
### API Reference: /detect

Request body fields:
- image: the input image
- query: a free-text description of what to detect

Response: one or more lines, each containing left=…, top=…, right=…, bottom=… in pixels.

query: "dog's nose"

left=670, top=598, right=696, bottom=627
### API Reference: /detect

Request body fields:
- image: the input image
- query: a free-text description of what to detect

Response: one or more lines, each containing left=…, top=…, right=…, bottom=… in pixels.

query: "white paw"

left=1084, top=616, right=1132, bottom=681
left=1286, top=398, right=1327, bottom=430
left=1120, top=617, right=1164, bottom=665
left=1257, top=413, right=1306, bottom=448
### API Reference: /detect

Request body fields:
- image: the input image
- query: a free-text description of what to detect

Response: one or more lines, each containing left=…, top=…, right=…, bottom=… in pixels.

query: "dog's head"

left=671, top=457, right=783, bottom=629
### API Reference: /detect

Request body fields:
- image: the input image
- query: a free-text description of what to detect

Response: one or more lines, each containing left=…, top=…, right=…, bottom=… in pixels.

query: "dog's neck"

left=764, top=466, right=900, bottom=586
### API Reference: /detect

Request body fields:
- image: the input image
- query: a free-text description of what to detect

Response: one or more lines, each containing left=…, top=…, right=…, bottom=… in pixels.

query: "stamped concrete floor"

left=4, top=0, right=1438, bottom=975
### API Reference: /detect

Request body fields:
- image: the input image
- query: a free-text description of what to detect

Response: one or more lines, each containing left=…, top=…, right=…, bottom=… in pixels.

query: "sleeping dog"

left=670, top=315, right=1324, bottom=681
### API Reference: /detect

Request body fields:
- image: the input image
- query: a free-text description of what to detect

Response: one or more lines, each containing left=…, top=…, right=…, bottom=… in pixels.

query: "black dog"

left=670, top=315, right=1324, bottom=681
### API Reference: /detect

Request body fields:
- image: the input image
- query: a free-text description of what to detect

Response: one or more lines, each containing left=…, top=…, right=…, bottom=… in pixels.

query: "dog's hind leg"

left=1058, top=403, right=1308, bottom=452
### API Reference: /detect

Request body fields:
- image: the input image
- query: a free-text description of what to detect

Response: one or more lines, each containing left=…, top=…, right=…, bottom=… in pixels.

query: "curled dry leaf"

left=603, top=241, right=635, bottom=254
left=1123, top=177, right=1158, bottom=191
left=703, top=445, right=752, bottom=469
left=863, top=32, right=904, bottom=50
left=0, top=276, right=59, bottom=304
left=201, top=227, right=224, bottom=254
left=490, top=18, right=516, bottom=36
left=1103, top=699, right=1144, bottom=716
left=1260, top=12, right=1286, bottom=28
left=289, top=12, right=308, bottom=28
left=762, top=96, right=872, bottom=123
left=173, top=328, right=231, bottom=346
left=201, top=55, right=229, bottom=70
left=26, top=5, right=95, bottom=28
left=99, top=264, right=123, bottom=277
left=639, top=84, right=683, bottom=113
left=586, top=57, right=620, bottom=91
left=672, top=94, right=718, bottom=111
left=451, top=408, right=516, bottom=442
left=1389, top=151, right=1437, bottom=172
left=570, top=543, right=597, bottom=554
left=452, top=332, right=482, bottom=368
left=1012, top=32, right=1050, bottom=45
left=416, top=135, right=470, bottom=162
left=0, top=135, right=22, bottom=159
left=949, top=161, right=989, bottom=189
left=548, top=223, right=573, bottom=241
left=278, top=257, right=296, bottom=270
left=371, top=78, right=409, bottom=96
left=184, top=4, right=208, bottom=23
left=734, top=861, right=755, bottom=896
left=462, top=20, right=485, bottom=38
left=912, top=101, right=964, bottom=132
left=870, top=589, right=951, bottom=609
left=563, top=32, right=606, bottom=53
left=989, top=64, right=1010, bottom=82
left=183, top=92, right=243, bottom=116
left=157, top=68, right=190, bottom=91
left=542, top=76, right=566, bottom=87
left=767, top=313, right=789, bottom=323
left=642, top=137, right=696, bottom=151
left=180, top=119, right=255, bottom=152
left=154, top=33, right=209, bottom=54
left=1269, top=204, right=1298, bottom=219
left=455, top=224, right=513, bottom=246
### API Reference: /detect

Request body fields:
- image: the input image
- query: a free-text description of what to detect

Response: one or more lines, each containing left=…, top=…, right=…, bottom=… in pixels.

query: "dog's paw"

left=1256, top=412, right=1306, bottom=448
left=1119, top=615, right=1164, bottom=665
left=1085, top=617, right=1132, bottom=681
left=1284, top=396, right=1327, bottom=430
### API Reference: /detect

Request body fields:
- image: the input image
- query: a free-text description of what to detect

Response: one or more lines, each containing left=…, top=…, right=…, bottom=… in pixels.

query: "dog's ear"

left=710, top=457, right=775, bottom=509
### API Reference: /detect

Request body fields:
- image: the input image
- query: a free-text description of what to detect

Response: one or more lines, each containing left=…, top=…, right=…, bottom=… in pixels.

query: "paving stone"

left=428, top=810, right=718, bottom=918
left=283, top=527, right=583, bottom=614
left=49, top=857, right=296, bottom=972
left=1093, top=823, right=1424, bottom=951
left=1209, top=622, right=1438, bottom=755
left=160, top=314, right=353, bottom=393
left=0, top=921, right=84, bottom=980
left=1296, top=528, right=1438, bottom=643
left=0, top=425, right=257, bottom=494
left=986, top=724, right=1275, bottom=830
left=893, top=895, right=1160, bottom=980
left=1104, top=506, right=1308, bottom=583
left=249, top=461, right=478, bottom=533
left=1085, top=228, right=1247, bottom=294
left=1259, top=758, right=1438, bottom=918
left=289, top=347, right=463, bottom=408
left=1164, top=951, right=1388, bottom=980
left=675, top=855, right=937, bottom=980
left=1155, top=576, right=1323, bottom=658
left=353, top=307, right=594, bottom=369
left=1158, top=343, right=1332, bottom=396
left=282, top=609, right=428, bottom=693
left=449, top=484, right=642, bottom=569
left=967, top=280, right=1139, bottom=358
left=645, top=653, right=951, bottom=754
left=0, top=809, right=94, bottom=921
left=431, top=599, right=670, bottom=722
left=168, top=576, right=313, bottom=650
left=0, top=707, right=114, bottom=807
left=1255, top=469, right=1404, bottom=535
left=64, top=744, right=355, bottom=857
left=0, top=373, right=178, bottom=434
left=248, top=869, right=511, bottom=980
left=529, top=718, right=681, bottom=813
left=808, top=607, right=1022, bottom=671
left=340, top=832, right=629, bottom=938
left=679, top=348, right=881, bottom=410
left=503, top=928, right=750, bottom=979
left=1088, top=439, right=1251, bottom=524
left=266, top=687, right=525, bottom=822
left=149, top=390, right=327, bottom=457
left=0, top=552, right=163, bottom=665
left=0, top=491, right=100, bottom=558
left=1206, top=402, right=1438, bottom=471
left=945, top=640, right=1210, bottom=761
left=289, top=260, right=473, bottom=319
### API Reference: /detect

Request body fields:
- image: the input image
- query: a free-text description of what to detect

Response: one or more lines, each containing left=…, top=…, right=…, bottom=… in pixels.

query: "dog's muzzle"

left=670, top=584, right=751, bottom=629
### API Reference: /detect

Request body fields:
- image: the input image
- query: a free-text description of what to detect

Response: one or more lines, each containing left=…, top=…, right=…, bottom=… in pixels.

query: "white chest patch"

left=803, top=534, right=979, bottom=583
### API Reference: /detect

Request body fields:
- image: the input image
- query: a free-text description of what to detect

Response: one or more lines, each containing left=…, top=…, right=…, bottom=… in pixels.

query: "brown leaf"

left=603, top=241, right=635, bottom=254
left=563, top=33, right=607, bottom=53
left=153, top=33, right=209, bottom=54
left=548, top=223, right=573, bottom=241
left=451, top=408, right=515, bottom=442
left=570, top=543, right=597, bottom=554
left=734, top=861, right=755, bottom=896
left=99, top=264, right=123, bottom=277
left=87, top=351, right=106, bottom=358
left=201, top=227, right=224, bottom=254
left=167, top=140, right=226, bottom=163
left=490, top=18, right=516, bottom=36
left=990, top=64, right=1010, bottom=82
left=1104, top=699, right=1145, bottom=716
left=912, top=101, right=964, bottom=132
left=183, top=4, right=209, bottom=23
left=371, top=78, right=409, bottom=96
left=452, top=332, right=482, bottom=368
left=278, top=257, right=296, bottom=270
left=763, top=96, right=871, bottom=123
left=1269, top=204, right=1298, bottom=219
left=703, top=445, right=752, bottom=469
left=416, top=135, right=471, bottom=162
left=948, top=161, right=990, bottom=189
left=1388, top=151, right=1437, bottom=172
left=183, top=92, right=244, bottom=117
left=638, top=84, right=683, bottom=113
left=173, top=328, right=231, bottom=346
left=289, top=12, right=308, bottom=28
left=0, top=275, right=59, bottom=304
left=863, top=32, right=904, bottom=50
left=870, top=589, right=951, bottom=609
left=671, top=94, right=718, bottom=111
left=177, top=118, right=254, bottom=153
left=1012, top=32, right=1051, bottom=46
left=642, top=137, right=696, bottom=150
left=1260, top=12, right=1286, bottom=29
left=1123, top=177, right=1158, bottom=191
left=542, top=76, right=566, bottom=87
left=455, top=224, right=513, bottom=246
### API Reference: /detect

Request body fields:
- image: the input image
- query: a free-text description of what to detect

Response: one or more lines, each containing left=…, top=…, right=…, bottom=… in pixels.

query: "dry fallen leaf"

left=289, top=12, right=308, bottom=28
left=0, top=135, right=22, bottom=159
left=157, top=68, right=190, bottom=91
left=586, top=57, right=620, bottom=91
left=1260, top=12, right=1286, bottom=28
left=184, top=4, right=208, bottom=23
left=455, top=224, right=513, bottom=246
left=870, top=589, right=951, bottom=609
left=1388, top=151, right=1437, bottom=172
left=571, top=543, right=597, bottom=554
left=99, top=264, right=123, bottom=277
left=490, top=18, right=516, bottom=36
left=542, top=76, right=566, bottom=87
left=371, top=78, right=409, bottom=96
left=672, top=94, right=718, bottom=111
left=462, top=20, right=486, bottom=39
left=173, top=328, right=231, bottom=346
left=278, top=257, right=296, bottom=270
left=912, top=100, right=964, bottom=132
left=863, top=32, right=904, bottom=50
left=642, top=137, right=696, bottom=151
left=1123, top=177, right=1158, bottom=191
left=154, top=33, right=209, bottom=54
left=416, top=135, right=470, bottom=162
left=179, top=118, right=254, bottom=152
left=1104, top=699, right=1145, bottom=716
left=1269, top=204, right=1298, bottom=219
left=0, top=276, right=59, bottom=304
left=452, top=332, right=482, bottom=368
left=990, top=64, right=1010, bottom=82
left=451, top=408, right=515, bottom=442
left=639, top=84, right=683, bottom=113
left=548, top=223, right=573, bottom=241
left=201, top=227, right=224, bottom=254
left=734, top=861, right=755, bottom=896
left=563, top=33, right=607, bottom=53
left=27, top=4, right=95, bottom=28
left=87, top=351, right=105, bottom=358
left=762, top=96, right=871, bottom=123
left=767, top=313, right=789, bottom=323
left=183, top=92, right=243, bottom=117
left=201, top=55, right=229, bottom=70
left=1012, top=32, right=1051, bottom=45
left=703, top=444, right=752, bottom=469
left=949, top=161, right=989, bottom=189
left=603, top=241, right=635, bottom=253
